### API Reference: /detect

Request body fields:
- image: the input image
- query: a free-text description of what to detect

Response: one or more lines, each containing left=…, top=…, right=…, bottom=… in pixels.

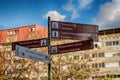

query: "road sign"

left=12, top=38, right=47, bottom=50
left=51, top=39, right=93, bottom=54
left=15, top=45, right=50, bottom=63
left=51, top=21, right=98, bottom=41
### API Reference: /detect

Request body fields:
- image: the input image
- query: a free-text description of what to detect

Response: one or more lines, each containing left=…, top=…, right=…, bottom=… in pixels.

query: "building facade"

left=0, top=24, right=47, bottom=43
left=49, top=27, right=120, bottom=80
left=0, top=25, right=120, bottom=80
left=90, top=28, right=120, bottom=80
left=0, top=24, right=48, bottom=80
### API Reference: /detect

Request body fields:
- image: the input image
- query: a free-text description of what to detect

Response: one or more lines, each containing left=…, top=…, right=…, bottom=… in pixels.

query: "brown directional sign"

left=12, top=38, right=47, bottom=50
left=51, top=39, right=93, bottom=54
left=51, top=21, right=98, bottom=41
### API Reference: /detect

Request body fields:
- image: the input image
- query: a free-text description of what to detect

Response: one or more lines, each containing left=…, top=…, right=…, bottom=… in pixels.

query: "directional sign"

left=15, top=45, right=50, bottom=63
left=12, top=38, right=47, bottom=50
left=51, top=39, right=93, bottom=54
left=51, top=21, right=98, bottom=41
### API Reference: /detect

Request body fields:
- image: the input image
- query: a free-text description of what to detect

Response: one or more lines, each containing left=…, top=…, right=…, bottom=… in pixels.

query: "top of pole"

left=48, top=16, right=50, bottom=21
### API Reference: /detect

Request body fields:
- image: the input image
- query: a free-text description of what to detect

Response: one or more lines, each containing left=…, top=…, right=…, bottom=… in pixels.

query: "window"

left=92, top=76, right=95, bottom=79
left=102, top=63, right=105, bottom=67
left=106, top=41, right=119, bottom=46
left=8, top=31, right=12, bottom=35
left=81, top=54, right=89, bottom=59
left=114, top=75, right=117, bottom=78
left=94, top=44, right=98, bottom=48
left=99, top=63, right=102, bottom=68
left=92, top=63, right=98, bottom=68
left=92, top=53, right=104, bottom=58
left=106, top=74, right=113, bottom=78
left=117, top=74, right=120, bottom=78
left=8, top=30, right=19, bottom=35
left=95, top=63, right=98, bottom=68
left=84, top=76, right=87, bottom=79
left=113, top=41, right=119, bottom=45
left=92, top=53, right=97, bottom=58
left=81, top=64, right=86, bottom=68
left=84, top=54, right=89, bottom=59
left=106, top=41, right=112, bottom=46
left=119, top=62, right=120, bottom=67
left=30, top=27, right=35, bottom=32
left=73, top=64, right=80, bottom=69
left=73, top=55, right=79, bottom=60
left=92, top=63, right=105, bottom=68
left=92, top=54, right=95, bottom=58
left=101, top=75, right=105, bottom=78
left=99, top=53, right=104, bottom=57
left=15, top=30, right=19, bottom=34
left=93, top=74, right=120, bottom=79
left=117, top=53, right=120, bottom=56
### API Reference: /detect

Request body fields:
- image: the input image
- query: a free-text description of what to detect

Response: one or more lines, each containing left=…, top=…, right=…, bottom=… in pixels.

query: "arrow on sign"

left=51, top=39, right=93, bottom=54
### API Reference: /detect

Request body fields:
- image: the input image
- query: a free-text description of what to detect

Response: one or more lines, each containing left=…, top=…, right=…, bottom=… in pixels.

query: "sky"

left=0, top=0, right=120, bottom=30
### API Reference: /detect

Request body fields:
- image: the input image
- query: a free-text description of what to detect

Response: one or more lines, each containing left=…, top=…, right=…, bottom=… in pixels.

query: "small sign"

left=51, top=39, right=93, bottom=54
left=51, top=46, right=58, bottom=53
left=15, top=45, right=50, bottom=63
left=12, top=38, right=47, bottom=50
left=41, top=39, right=47, bottom=46
left=52, top=22, right=59, bottom=29
left=52, top=31, right=59, bottom=37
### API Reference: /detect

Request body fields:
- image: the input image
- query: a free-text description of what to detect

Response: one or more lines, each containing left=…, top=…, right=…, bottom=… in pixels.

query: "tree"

left=0, top=26, right=49, bottom=80
left=0, top=44, right=48, bottom=80
left=50, top=49, right=100, bottom=80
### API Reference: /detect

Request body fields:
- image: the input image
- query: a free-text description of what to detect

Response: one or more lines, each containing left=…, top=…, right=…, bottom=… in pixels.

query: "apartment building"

left=0, top=24, right=48, bottom=80
left=44, top=27, right=120, bottom=80
left=0, top=24, right=47, bottom=43
left=90, top=28, right=120, bottom=80
left=57, top=27, right=120, bottom=80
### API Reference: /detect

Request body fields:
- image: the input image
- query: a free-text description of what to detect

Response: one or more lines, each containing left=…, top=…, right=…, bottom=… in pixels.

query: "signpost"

left=51, top=39, right=93, bottom=54
left=15, top=45, right=50, bottom=63
left=12, top=17, right=98, bottom=80
left=51, top=21, right=98, bottom=41
left=48, top=17, right=51, bottom=80
left=12, top=38, right=47, bottom=50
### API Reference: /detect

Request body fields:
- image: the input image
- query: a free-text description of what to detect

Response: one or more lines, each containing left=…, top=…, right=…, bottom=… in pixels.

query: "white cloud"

left=79, top=0, right=93, bottom=9
left=93, top=0, right=120, bottom=30
left=63, top=0, right=93, bottom=20
left=44, top=10, right=66, bottom=21
left=62, top=0, right=75, bottom=11
left=72, top=10, right=79, bottom=19
left=62, top=0, right=79, bottom=19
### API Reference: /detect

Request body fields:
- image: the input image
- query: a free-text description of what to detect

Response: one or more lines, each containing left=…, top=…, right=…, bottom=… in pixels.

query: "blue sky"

left=0, top=0, right=120, bottom=30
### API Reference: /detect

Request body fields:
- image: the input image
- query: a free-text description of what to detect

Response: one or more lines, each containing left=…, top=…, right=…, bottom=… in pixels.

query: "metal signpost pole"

left=48, top=17, right=51, bottom=80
